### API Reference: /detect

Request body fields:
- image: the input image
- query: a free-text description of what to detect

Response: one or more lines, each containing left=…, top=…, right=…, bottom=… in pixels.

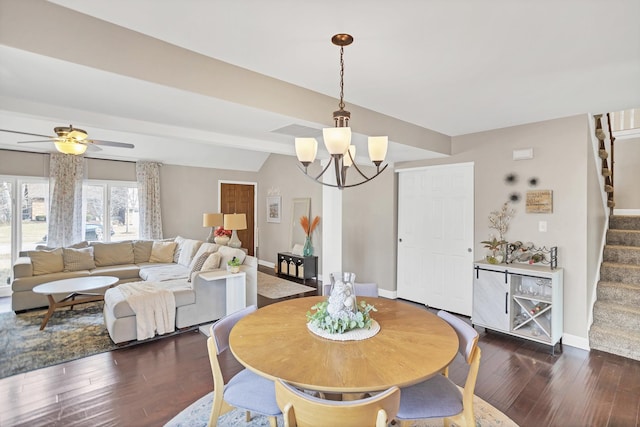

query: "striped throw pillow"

left=63, top=247, right=96, bottom=272
left=188, top=251, right=213, bottom=282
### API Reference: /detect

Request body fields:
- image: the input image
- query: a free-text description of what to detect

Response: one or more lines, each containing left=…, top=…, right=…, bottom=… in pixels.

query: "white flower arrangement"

left=306, top=280, right=376, bottom=334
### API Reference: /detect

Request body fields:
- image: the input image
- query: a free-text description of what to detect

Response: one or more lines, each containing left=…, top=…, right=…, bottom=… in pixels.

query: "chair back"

left=437, top=310, right=479, bottom=363
left=322, top=282, right=379, bottom=297
left=211, top=305, right=257, bottom=355
left=275, top=379, right=400, bottom=427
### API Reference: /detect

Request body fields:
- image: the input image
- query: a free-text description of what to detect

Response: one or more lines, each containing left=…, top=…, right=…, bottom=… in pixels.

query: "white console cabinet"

left=472, top=261, right=563, bottom=353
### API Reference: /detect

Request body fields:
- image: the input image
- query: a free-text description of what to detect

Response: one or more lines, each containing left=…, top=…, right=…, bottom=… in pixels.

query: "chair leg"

left=246, top=410, right=251, bottom=422
left=268, top=415, right=278, bottom=427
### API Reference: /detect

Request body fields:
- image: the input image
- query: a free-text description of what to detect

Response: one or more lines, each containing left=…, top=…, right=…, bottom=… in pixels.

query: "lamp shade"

left=295, top=138, right=318, bottom=164
left=343, top=145, right=356, bottom=167
left=368, top=136, right=388, bottom=163
left=55, top=140, right=87, bottom=155
left=322, top=127, right=351, bottom=155
left=224, top=213, right=247, bottom=230
left=203, top=213, right=224, bottom=227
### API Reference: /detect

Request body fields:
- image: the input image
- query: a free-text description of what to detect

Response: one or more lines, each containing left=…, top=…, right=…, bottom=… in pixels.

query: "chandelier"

left=295, top=34, right=388, bottom=190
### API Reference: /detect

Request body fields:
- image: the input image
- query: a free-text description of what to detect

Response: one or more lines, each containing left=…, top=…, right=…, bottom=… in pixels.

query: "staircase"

left=589, top=215, right=640, bottom=361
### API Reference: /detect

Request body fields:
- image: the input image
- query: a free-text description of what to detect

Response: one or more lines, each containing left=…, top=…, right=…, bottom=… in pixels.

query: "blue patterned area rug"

left=165, top=390, right=519, bottom=426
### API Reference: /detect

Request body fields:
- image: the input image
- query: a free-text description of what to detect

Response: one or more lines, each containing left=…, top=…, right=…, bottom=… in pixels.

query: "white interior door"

left=397, top=163, right=474, bottom=315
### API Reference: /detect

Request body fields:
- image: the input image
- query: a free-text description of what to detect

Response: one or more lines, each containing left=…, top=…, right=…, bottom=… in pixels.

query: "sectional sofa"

left=11, top=236, right=257, bottom=343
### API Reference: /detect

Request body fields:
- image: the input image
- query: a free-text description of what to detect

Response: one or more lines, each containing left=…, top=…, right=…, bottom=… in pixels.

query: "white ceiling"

left=0, top=0, right=638, bottom=170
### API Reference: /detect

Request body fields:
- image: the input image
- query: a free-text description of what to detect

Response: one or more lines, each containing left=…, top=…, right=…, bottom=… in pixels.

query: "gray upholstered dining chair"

left=395, top=310, right=481, bottom=427
left=207, top=305, right=281, bottom=427
left=322, top=282, right=379, bottom=297
left=274, top=379, right=400, bottom=427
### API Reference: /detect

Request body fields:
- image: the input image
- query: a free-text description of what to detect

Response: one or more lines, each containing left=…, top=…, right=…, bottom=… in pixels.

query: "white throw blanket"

left=118, top=281, right=177, bottom=340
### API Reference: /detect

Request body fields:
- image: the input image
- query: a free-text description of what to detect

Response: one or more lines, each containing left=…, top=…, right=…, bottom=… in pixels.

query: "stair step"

left=610, top=215, right=640, bottom=231
left=603, top=245, right=640, bottom=264
left=606, top=229, right=640, bottom=247
left=592, top=301, right=640, bottom=330
left=600, top=262, right=640, bottom=284
left=589, top=324, right=640, bottom=362
left=597, top=281, right=640, bottom=306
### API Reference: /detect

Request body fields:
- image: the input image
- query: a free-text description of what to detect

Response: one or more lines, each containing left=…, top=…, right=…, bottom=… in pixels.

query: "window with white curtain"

left=0, top=176, right=139, bottom=285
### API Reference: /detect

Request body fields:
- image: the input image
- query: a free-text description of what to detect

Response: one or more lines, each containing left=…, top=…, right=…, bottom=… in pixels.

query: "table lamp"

left=224, top=213, right=247, bottom=249
left=203, top=213, right=224, bottom=243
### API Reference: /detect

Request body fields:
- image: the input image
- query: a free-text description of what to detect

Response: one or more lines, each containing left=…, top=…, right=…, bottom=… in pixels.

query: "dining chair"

left=274, top=379, right=400, bottom=427
left=322, top=282, right=379, bottom=297
left=395, top=310, right=481, bottom=427
left=207, top=305, right=281, bottom=427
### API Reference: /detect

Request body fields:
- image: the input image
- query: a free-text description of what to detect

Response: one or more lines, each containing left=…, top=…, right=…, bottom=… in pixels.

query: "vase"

left=303, top=236, right=313, bottom=256
left=214, top=235, right=230, bottom=245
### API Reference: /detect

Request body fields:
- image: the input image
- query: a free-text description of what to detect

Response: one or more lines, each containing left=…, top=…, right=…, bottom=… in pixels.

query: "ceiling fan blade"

left=17, top=139, right=53, bottom=144
left=0, top=129, right=53, bottom=139
left=85, top=143, right=102, bottom=152
left=91, top=139, right=135, bottom=149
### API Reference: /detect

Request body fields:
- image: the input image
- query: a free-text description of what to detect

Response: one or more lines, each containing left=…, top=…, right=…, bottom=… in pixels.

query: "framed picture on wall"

left=267, top=196, right=281, bottom=223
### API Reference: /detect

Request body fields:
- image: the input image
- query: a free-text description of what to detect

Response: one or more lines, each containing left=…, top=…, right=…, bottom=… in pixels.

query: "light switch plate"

left=539, top=221, right=547, bottom=232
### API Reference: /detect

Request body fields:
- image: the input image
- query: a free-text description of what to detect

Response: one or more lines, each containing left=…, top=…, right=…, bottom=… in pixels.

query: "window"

left=0, top=176, right=139, bottom=286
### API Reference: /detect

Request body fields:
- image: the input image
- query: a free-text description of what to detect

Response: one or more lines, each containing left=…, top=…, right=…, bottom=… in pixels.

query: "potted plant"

left=227, top=256, right=241, bottom=273
left=481, top=237, right=507, bottom=264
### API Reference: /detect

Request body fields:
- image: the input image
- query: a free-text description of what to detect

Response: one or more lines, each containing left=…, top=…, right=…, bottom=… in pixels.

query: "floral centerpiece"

left=214, top=227, right=232, bottom=245
left=483, top=202, right=515, bottom=263
left=307, top=272, right=377, bottom=335
left=300, top=215, right=320, bottom=257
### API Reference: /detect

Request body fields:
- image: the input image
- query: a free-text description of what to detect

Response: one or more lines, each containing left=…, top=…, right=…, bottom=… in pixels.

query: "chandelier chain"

left=338, top=46, right=345, bottom=111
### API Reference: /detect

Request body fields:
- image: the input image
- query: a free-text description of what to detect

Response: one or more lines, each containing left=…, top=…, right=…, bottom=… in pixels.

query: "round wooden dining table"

left=229, top=296, right=459, bottom=394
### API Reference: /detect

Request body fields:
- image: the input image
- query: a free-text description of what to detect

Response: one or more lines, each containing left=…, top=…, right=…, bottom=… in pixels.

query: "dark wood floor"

left=1, top=270, right=639, bottom=426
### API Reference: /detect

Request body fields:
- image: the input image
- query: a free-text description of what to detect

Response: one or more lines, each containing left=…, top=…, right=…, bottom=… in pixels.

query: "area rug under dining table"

left=165, top=388, right=519, bottom=426
left=257, top=271, right=316, bottom=299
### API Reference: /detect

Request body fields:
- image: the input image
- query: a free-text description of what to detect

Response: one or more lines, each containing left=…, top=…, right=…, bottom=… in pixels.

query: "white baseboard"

left=258, top=259, right=275, bottom=269
left=0, top=285, right=12, bottom=298
left=379, top=289, right=397, bottom=299
left=613, top=209, right=640, bottom=215
left=562, top=333, right=590, bottom=351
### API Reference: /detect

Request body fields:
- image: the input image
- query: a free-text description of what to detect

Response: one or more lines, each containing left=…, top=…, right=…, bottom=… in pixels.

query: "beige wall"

left=342, top=165, right=397, bottom=292
left=396, top=115, right=595, bottom=341
left=613, top=137, right=640, bottom=209
left=160, top=164, right=258, bottom=241
left=255, top=154, right=323, bottom=268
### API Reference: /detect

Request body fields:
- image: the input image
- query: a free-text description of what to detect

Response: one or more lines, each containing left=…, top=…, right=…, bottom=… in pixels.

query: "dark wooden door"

left=220, top=183, right=255, bottom=256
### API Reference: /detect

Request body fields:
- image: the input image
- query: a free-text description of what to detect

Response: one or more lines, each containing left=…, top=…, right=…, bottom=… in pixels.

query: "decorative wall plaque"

left=526, top=190, right=553, bottom=213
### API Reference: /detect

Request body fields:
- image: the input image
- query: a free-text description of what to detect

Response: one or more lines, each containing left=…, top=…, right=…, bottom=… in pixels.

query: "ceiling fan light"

left=67, top=129, right=88, bottom=140
left=54, top=140, right=87, bottom=155
left=295, top=138, right=318, bottom=164
left=323, top=127, right=351, bottom=155
left=368, top=136, right=388, bottom=163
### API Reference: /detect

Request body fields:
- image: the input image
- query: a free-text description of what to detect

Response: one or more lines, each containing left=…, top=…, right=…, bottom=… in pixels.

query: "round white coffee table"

left=33, top=276, right=119, bottom=330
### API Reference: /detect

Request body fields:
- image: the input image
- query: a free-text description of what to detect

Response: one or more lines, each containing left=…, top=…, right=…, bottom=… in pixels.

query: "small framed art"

left=267, top=196, right=281, bottom=223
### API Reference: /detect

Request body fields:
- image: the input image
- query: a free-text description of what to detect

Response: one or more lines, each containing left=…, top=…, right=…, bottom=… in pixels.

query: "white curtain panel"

left=136, top=161, right=163, bottom=240
left=47, top=153, right=85, bottom=247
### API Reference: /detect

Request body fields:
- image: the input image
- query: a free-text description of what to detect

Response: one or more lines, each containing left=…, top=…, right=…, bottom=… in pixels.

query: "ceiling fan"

left=0, top=125, right=135, bottom=155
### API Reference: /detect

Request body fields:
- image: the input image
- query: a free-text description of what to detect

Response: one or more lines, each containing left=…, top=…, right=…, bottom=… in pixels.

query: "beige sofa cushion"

left=28, top=248, right=64, bottom=276
left=149, top=241, right=177, bottom=263
left=92, top=242, right=135, bottom=267
left=133, top=240, right=153, bottom=264
left=63, top=247, right=96, bottom=271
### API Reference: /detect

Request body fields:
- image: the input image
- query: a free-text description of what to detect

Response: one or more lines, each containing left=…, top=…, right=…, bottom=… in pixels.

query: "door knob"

left=468, top=248, right=472, bottom=252
left=399, top=238, right=403, bottom=242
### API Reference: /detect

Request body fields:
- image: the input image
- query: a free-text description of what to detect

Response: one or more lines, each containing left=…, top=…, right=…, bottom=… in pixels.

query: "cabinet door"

left=472, top=266, right=510, bottom=332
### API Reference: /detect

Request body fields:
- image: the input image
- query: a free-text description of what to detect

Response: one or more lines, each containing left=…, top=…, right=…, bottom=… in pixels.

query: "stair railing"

left=593, top=114, right=615, bottom=215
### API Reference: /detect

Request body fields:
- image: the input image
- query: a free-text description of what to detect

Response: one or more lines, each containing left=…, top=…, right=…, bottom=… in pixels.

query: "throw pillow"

left=189, top=242, right=219, bottom=269
left=177, top=238, right=204, bottom=267
left=63, top=247, right=96, bottom=271
left=201, top=252, right=222, bottom=271
left=91, top=242, right=135, bottom=266
left=173, top=236, right=185, bottom=263
left=149, top=241, right=178, bottom=263
left=29, top=248, right=64, bottom=276
left=188, top=251, right=213, bottom=282
left=133, top=240, right=153, bottom=263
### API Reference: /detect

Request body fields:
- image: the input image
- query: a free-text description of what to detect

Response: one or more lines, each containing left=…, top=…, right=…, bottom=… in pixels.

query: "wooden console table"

left=277, top=252, right=318, bottom=286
